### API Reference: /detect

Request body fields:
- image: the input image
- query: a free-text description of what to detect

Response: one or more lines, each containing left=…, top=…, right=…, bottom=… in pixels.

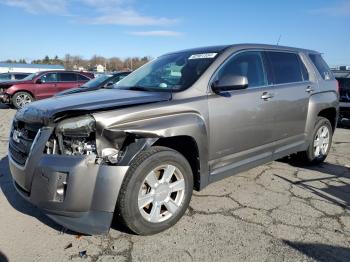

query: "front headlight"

left=56, top=115, right=95, bottom=137
left=47, top=115, right=97, bottom=156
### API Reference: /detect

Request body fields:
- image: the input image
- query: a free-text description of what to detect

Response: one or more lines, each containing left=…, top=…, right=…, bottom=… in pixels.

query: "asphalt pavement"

left=0, top=105, right=349, bottom=262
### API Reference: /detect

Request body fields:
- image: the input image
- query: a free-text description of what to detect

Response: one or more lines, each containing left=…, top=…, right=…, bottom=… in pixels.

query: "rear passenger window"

left=216, top=51, right=267, bottom=88
left=60, top=73, right=77, bottom=82
left=309, top=54, right=333, bottom=80
left=298, top=58, right=309, bottom=81
left=267, top=52, right=303, bottom=84
left=78, top=74, right=90, bottom=81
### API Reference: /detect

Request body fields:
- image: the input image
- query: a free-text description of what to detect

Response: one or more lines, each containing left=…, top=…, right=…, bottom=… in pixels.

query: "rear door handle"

left=305, top=86, right=314, bottom=93
left=261, top=92, right=274, bottom=100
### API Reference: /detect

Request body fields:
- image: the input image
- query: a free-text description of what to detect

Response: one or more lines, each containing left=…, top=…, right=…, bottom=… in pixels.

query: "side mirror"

left=36, top=79, right=42, bottom=84
left=212, top=75, right=248, bottom=94
left=105, top=81, right=114, bottom=88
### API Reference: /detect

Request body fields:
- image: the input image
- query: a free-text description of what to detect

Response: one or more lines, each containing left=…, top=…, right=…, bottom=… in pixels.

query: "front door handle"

left=261, top=92, right=274, bottom=100
left=305, top=86, right=314, bottom=93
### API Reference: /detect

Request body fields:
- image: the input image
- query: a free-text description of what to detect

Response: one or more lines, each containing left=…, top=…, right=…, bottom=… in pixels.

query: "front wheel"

left=12, top=91, right=34, bottom=109
left=117, top=146, right=193, bottom=235
left=295, top=117, right=333, bottom=164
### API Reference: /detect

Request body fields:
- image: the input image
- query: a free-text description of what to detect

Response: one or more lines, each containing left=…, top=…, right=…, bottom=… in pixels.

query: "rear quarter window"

left=78, top=74, right=90, bottom=81
left=308, top=54, right=333, bottom=80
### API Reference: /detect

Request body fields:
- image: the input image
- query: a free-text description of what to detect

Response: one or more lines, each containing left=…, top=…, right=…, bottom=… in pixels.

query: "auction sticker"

left=189, top=53, right=217, bottom=59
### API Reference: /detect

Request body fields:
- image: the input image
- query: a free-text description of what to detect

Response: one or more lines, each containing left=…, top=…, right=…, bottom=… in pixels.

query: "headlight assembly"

left=47, top=115, right=97, bottom=156
left=56, top=115, right=95, bottom=137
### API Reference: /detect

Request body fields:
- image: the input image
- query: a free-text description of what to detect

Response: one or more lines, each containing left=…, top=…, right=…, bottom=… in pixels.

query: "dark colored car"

left=0, top=70, right=94, bottom=109
left=332, top=70, right=350, bottom=127
left=56, top=71, right=131, bottom=96
left=0, top=72, right=31, bottom=82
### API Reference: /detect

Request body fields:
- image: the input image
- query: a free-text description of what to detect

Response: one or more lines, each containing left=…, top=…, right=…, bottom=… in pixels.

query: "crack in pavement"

left=1, top=109, right=350, bottom=261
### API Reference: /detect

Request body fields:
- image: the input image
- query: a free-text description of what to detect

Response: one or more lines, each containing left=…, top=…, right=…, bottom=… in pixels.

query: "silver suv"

left=8, top=44, right=338, bottom=235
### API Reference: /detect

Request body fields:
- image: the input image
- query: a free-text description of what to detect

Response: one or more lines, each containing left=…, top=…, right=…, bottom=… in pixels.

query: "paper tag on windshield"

left=189, top=53, right=217, bottom=59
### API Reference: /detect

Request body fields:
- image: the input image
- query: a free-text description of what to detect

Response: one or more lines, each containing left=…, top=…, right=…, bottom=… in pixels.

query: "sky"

left=0, top=0, right=349, bottom=66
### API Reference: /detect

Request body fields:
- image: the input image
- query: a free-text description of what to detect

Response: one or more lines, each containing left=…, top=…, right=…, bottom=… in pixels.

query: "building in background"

left=73, top=65, right=86, bottom=71
left=0, top=63, right=64, bottom=73
left=94, top=64, right=105, bottom=73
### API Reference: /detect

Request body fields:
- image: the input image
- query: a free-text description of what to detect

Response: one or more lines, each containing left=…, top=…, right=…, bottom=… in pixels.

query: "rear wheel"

left=117, top=146, right=193, bottom=235
left=294, top=117, right=333, bottom=164
left=12, top=92, right=34, bottom=109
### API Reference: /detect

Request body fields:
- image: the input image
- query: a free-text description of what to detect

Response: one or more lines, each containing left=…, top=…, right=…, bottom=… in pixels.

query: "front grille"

left=9, top=120, right=42, bottom=166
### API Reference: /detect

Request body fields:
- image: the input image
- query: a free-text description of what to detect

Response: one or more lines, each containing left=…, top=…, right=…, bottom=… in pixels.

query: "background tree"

left=2, top=54, right=151, bottom=71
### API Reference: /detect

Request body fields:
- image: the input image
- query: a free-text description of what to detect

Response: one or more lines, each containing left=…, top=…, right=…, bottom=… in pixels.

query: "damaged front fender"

left=94, top=111, right=210, bottom=188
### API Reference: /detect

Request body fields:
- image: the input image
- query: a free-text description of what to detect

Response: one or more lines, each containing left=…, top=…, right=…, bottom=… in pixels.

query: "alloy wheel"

left=16, top=94, right=32, bottom=108
left=313, top=125, right=330, bottom=157
left=138, top=164, right=185, bottom=223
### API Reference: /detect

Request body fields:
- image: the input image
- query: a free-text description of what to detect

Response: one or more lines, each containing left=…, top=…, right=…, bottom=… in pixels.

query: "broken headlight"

left=45, top=115, right=97, bottom=156
left=56, top=115, right=95, bottom=138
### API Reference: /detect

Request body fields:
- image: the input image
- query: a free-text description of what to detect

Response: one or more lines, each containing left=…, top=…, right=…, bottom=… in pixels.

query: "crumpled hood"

left=15, top=89, right=172, bottom=124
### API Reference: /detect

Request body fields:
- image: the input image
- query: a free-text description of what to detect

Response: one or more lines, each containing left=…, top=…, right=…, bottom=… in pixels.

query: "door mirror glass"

left=105, top=81, right=114, bottom=87
left=36, top=79, right=42, bottom=84
left=212, top=75, right=248, bottom=93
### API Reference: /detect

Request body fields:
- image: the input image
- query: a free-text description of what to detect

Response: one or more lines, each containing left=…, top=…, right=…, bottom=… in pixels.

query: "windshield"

left=82, top=75, right=112, bottom=88
left=0, top=74, right=11, bottom=81
left=114, top=51, right=218, bottom=91
left=22, top=72, right=39, bottom=80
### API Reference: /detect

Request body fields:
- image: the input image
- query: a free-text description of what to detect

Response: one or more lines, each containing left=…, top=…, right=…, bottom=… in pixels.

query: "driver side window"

left=216, top=51, right=267, bottom=88
left=40, top=73, right=58, bottom=83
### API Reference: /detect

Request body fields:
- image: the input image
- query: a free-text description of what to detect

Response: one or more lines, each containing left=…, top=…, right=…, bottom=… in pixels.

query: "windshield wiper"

left=117, top=86, right=173, bottom=92
left=119, top=86, right=151, bottom=91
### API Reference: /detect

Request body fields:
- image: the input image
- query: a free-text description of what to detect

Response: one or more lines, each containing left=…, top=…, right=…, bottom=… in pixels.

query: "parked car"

left=0, top=70, right=94, bottom=108
left=56, top=71, right=131, bottom=96
left=0, top=72, right=30, bottom=82
left=8, top=44, right=338, bottom=236
left=332, top=69, right=350, bottom=127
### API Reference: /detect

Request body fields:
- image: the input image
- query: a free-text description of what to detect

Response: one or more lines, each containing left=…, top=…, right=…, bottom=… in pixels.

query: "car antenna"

left=276, top=34, right=282, bottom=46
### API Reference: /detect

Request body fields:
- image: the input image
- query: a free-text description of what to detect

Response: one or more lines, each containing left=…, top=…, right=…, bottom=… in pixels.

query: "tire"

left=12, top=91, right=34, bottom=109
left=117, top=146, right=193, bottom=235
left=295, top=117, right=333, bottom=164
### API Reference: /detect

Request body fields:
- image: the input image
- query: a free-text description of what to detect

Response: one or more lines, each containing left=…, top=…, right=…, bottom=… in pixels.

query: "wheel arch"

left=97, top=112, right=210, bottom=191
left=318, top=107, right=337, bottom=132
left=12, top=89, right=35, bottom=99
left=305, top=92, right=339, bottom=143
left=153, top=136, right=201, bottom=191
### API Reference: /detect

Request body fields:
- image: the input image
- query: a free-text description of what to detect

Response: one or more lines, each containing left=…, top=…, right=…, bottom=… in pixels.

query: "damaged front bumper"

left=9, top=127, right=129, bottom=235
left=0, top=93, right=10, bottom=103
